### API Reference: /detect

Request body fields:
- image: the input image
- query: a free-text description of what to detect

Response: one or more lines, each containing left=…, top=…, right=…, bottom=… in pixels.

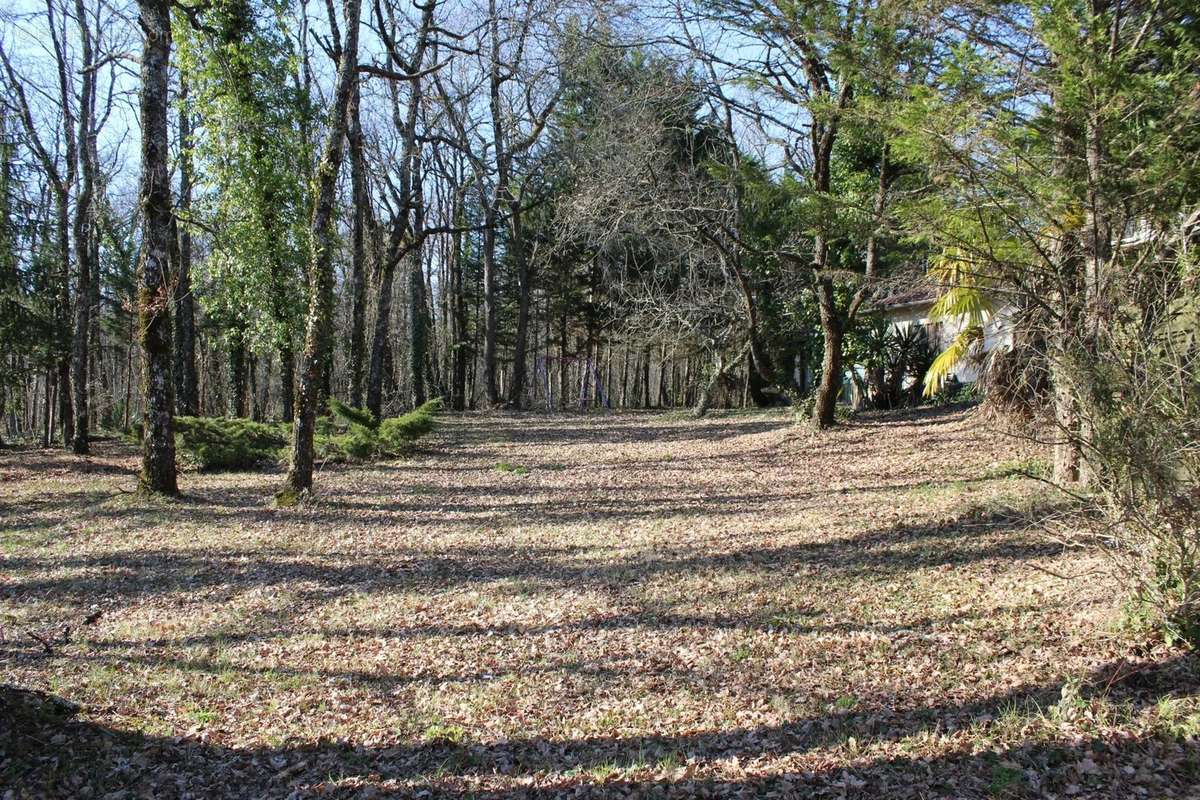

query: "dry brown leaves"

left=1, top=407, right=1198, bottom=799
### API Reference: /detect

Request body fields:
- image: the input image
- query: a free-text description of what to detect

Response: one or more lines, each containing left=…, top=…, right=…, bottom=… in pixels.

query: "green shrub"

left=314, top=398, right=442, bottom=463
left=377, top=399, right=442, bottom=453
left=175, top=399, right=442, bottom=471
left=175, top=417, right=289, bottom=471
left=931, top=379, right=981, bottom=406
left=335, top=423, right=380, bottom=461
left=329, top=398, right=378, bottom=430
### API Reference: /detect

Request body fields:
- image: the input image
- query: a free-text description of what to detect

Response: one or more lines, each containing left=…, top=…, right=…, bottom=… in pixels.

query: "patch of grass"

left=988, top=763, right=1025, bottom=796
left=0, top=529, right=54, bottom=552
left=595, top=709, right=622, bottom=730
left=834, top=695, right=858, bottom=711
left=586, top=762, right=620, bottom=781
left=1, top=409, right=1152, bottom=799
left=1155, top=697, right=1200, bottom=740
left=655, top=751, right=682, bottom=772
left=184, top=705, right=218, bottom=726
left=421, top=721, right=466, bottom=745
left=983, top=457, right=1050, bottom=481
left=907, top=479, right=968, bottom=500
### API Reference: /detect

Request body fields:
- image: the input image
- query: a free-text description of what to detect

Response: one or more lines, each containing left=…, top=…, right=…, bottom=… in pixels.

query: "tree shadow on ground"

left=4, top=653, right=1197, bottom=798
left=438, top=413, right=795, bottom=449
left=1, top=502, right=1062, bottom=605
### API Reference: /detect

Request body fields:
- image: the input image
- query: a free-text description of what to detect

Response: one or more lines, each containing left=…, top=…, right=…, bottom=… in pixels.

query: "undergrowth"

left=175, top=398, right=443, bottom=470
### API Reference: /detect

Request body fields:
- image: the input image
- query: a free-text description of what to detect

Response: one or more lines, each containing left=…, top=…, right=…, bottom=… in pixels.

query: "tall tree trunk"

left=1050, top=105, right=1084, bottom=484
left=135, top=0, right=177, bottom=495
left=449, top=226, right=468, bottom=411
left=69, top=0, right=96, bottom=454
left=557, top=312, right=568, bottom=411
left=227, top=333, right=247, bottom=417
left=506, top=208, right=531, bottom=407
left=55, top=197, right=73, bottom=447
left=481, top=208, right=499, bottom=406
left=282, top=0, right=360, bottom=499
left=366, top=251, right=398, bottom=418
left=172, top=76, right=199, bottom=416
left=42, top=367, right=53, bottom=447
left=408, top=247, right=429, bottom=407
left=278, top=346, right=294, bottom=421
left=347, top=82, right=369, bottom=409
left=70, top=233, right=90, bottom=453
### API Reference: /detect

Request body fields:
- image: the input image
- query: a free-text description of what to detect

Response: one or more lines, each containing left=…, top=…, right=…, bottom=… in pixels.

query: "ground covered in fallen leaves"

left=2, top=406, right=1199, bottom=799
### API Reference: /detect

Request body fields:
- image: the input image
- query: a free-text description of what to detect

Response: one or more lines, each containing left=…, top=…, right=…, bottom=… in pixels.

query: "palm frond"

left=924, top=325, right=984, bottom=396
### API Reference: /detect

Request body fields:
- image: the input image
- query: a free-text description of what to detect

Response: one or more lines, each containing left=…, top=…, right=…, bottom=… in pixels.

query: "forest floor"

left=2, top=406, right=1199, bottom=799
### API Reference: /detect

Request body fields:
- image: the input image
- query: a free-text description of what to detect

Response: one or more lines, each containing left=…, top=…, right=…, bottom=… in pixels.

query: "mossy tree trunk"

left=135, top=0, right=178, bottom=496
left=282, top=0, right=360, bottom=499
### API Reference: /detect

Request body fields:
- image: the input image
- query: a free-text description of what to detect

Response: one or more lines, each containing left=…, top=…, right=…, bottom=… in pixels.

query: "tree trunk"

left=506, top=208, right=531, bottom=407
left=54, top=193, right=73, bottom=447
left=227, top=333, right=247, bottom=417
left=1052, top=356, right=1081, bottom=484
left=171, top=182, right=199, bottom=417
left=449, top=225, right=468, bottom=411
left=278, top=346, right=294, bottom=421
left=408, top=247, right=429, bottom=407
left=42, top=368, right=52, bottom=447
left=135, top=0, right=178, bottom=495
left=282, top=0, right=360, bottom=499
left=812, top=278, right=843, bottom=429
left=347, top=82, right=369, bottom=409
left=366, top=249, right=398, bottom=418
left=171, top=76, right=199, bottom=417
left=481, top=209, right=499, bottom=406
left=66, top=0, right=93, bottom=454
left=70, top=196, right=91, bottom=453
left=693, top=351, right=727, bottom=419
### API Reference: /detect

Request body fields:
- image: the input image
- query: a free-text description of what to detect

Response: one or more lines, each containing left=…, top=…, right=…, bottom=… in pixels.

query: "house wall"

left=882, top=302, right=1014, bottom=385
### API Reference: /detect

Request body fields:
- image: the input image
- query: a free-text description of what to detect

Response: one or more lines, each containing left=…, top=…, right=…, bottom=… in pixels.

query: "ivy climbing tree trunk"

left=281, top=0, right=360, bottom=500
left=135, top=0, right=178, bottom=495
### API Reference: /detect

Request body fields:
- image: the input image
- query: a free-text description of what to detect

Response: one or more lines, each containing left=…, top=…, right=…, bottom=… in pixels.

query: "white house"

left=875, top=285, right=1015, bottom=385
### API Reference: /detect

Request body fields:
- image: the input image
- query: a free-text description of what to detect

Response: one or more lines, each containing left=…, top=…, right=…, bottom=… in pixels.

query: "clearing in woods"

left=2, top=408, right=1198, bottom=798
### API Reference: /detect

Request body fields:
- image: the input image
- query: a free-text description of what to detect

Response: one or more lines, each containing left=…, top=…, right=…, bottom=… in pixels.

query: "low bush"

left=377, top=398, right=441, bottom=452
left=173, top=399, right=442, bottom=470
left=329, top=423, right=381, bottom=461
left=175, top=417, right=289, bottom=471
left=317, top=398, right=443, bottom=463
left=329, top=397, right=378, bottom=430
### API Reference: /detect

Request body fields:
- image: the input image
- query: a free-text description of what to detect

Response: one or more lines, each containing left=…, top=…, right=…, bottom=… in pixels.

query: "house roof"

left=874, top=284, right=938, bottom=311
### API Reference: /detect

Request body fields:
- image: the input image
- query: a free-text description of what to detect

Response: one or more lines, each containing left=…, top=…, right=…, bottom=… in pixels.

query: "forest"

left=2, top=0, right=1200, bottom=796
